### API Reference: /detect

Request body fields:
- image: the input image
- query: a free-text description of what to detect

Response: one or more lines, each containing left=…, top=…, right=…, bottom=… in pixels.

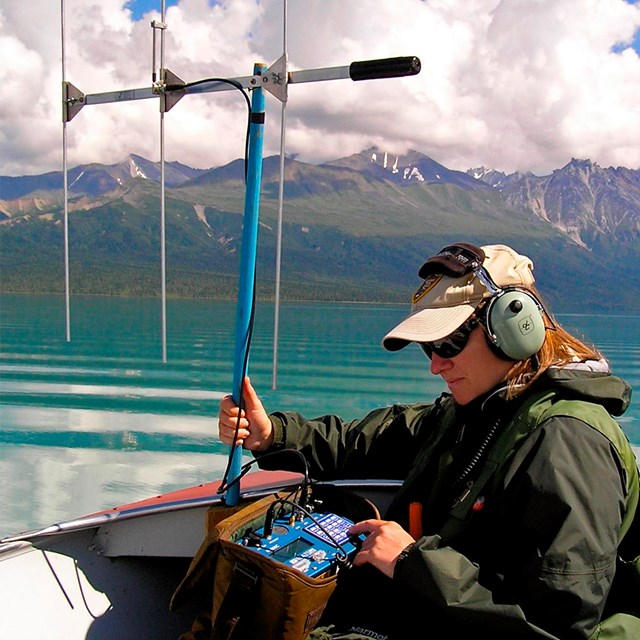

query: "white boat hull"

left=0, top=472, right=401, bottom=639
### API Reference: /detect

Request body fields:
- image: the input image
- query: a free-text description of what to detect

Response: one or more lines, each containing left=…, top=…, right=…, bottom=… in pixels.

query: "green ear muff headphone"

left=474, top=268, right=546, bottom=360
left=419, top=243, right=547, bottom=361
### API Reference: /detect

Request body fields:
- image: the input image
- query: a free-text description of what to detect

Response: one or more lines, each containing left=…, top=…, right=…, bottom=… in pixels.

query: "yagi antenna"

left=62, top=56, right=421, bottom=119
left=61, top=0, right=420, bottom=504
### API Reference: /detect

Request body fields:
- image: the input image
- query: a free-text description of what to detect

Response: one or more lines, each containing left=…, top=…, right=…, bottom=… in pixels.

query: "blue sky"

left=127, top=0, right=180, bottom=20
left=629, top=23, right=640, bottom=54
left=621, top=0, right=640, bottom=52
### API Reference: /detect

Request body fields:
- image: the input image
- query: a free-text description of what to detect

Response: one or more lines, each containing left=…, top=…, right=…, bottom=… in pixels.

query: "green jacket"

left=257, top=363, right=638, bottom=639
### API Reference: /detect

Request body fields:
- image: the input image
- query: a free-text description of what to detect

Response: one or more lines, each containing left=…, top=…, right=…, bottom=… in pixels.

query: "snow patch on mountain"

left=129, top=158, right=148, bottom=180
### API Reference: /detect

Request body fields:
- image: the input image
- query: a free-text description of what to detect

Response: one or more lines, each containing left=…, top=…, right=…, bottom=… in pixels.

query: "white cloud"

left=1, top=0, right=639, bottom=177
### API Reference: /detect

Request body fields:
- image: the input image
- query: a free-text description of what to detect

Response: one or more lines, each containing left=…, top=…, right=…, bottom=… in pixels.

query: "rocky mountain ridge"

left=467, top=158, right=640, bottom=247
left=1, top=148, right=638, bottom=312
left=3, top=147, right=636, bottom=251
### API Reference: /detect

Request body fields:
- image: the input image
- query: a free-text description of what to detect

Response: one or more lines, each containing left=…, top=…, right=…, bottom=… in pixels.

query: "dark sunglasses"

left=419, top=315, right=480, bottom=359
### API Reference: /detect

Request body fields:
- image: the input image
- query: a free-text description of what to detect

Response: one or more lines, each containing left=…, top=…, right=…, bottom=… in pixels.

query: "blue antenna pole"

left=226, top=62, right=267, bottom=506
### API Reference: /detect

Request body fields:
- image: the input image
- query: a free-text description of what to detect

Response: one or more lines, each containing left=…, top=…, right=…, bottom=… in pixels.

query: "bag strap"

left=212, top=562, right=259, bottom=640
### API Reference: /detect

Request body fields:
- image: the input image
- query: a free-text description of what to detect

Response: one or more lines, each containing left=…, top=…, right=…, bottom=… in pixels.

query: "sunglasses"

left=419, top=316, right=480, bottom=359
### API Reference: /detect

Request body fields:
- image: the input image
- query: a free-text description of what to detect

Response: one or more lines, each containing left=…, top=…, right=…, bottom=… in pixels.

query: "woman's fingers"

left=217, top=378, right=273, bottom=450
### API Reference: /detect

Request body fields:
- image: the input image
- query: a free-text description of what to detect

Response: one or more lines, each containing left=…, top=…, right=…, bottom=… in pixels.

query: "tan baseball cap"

left=382, top=244, right=536, bottom=351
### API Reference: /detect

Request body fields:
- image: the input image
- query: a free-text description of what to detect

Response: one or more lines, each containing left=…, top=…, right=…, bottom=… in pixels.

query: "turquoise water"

left=1, top=294, right=638, bottom=538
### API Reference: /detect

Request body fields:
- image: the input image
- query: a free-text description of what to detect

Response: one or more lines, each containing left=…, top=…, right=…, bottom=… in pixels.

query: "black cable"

left=266, top=497, right=351, bottom=563
left=217, top=274, right=258, bottom=496
left=217, top=446, right=311, bottom=497
left=166, top=76, right=252, bottom=181
left=168, top=75, right=258, bottom=493
left=450, top=415, right=503, bottom=500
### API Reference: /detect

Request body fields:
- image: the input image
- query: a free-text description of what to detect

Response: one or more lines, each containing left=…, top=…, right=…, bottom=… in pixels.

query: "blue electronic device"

left=243, top=512, right=362, bottom=578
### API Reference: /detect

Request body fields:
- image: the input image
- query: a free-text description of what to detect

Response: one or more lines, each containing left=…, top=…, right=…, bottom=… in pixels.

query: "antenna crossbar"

left=63, top=57, right=420, bottom=121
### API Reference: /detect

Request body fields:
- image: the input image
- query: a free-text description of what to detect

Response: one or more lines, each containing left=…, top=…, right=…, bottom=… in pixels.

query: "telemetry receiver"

left=241, top=511, right=363, bottom=578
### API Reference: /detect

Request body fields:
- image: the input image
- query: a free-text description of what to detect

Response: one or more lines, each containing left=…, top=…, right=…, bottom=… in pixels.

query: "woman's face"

left=429, top=326, right=514, bottom=405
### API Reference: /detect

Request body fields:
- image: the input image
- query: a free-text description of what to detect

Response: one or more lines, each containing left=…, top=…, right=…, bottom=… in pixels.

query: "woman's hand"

left=348, top=519, right=415, bottom=578
left=218, top=377, right=274, bottom=452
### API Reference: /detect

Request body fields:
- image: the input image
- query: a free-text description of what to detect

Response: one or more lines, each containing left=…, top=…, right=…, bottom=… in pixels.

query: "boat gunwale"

left=0, top=472, right=403, bottom=547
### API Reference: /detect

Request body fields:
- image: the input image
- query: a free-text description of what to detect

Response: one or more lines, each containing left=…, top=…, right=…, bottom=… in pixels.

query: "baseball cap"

left=382, top=243, right=536, bottom=351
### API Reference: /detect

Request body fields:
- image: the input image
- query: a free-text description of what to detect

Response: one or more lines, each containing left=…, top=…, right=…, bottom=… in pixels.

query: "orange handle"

left=409, top=501, right=423, bottom=540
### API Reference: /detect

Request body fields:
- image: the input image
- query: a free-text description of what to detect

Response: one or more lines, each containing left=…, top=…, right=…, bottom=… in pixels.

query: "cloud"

left=1, top=0, right=639, bottom=177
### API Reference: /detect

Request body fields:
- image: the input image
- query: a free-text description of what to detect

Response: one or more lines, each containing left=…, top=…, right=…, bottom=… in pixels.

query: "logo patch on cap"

left=412, top=274, right=443, bottom=304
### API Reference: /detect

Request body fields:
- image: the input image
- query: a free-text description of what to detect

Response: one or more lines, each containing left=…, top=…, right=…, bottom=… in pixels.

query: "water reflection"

left=0, top=444, right=241, bottom=537
left=1, top=296, right=638, bottom=538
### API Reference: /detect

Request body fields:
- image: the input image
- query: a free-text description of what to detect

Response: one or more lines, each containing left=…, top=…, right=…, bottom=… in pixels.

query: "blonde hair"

left=502, top=287, right=603, bottom=398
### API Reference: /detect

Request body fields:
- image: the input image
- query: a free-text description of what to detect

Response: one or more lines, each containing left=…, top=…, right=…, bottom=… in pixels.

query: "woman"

left=218, top=243, right=638, bottom=639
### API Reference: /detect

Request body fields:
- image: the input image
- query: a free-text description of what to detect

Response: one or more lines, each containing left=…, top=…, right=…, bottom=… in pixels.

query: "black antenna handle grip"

left=349, top=56, right=421, bottom=81
left=263, top=503, right=276, bottom=538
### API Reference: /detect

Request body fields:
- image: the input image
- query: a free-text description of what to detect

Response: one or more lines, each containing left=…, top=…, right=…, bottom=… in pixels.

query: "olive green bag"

left=171, top=484, right=379, bottom=640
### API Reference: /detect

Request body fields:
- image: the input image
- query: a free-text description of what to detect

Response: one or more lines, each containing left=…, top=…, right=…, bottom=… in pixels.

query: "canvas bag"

left=171, top=483, right=379, bottom=640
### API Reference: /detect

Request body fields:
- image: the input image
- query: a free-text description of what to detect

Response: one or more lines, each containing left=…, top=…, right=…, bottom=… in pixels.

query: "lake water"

left=1, top=294, right=638, bottom=538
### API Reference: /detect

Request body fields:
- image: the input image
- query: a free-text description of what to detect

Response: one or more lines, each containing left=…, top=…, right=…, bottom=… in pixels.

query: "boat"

left=0, top=469, right=404, bottom=638
left=1, top=454, right=638, bottom=639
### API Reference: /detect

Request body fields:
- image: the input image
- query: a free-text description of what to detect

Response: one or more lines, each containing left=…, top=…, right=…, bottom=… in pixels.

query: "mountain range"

left=1, top=148, right=638, bottom=313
